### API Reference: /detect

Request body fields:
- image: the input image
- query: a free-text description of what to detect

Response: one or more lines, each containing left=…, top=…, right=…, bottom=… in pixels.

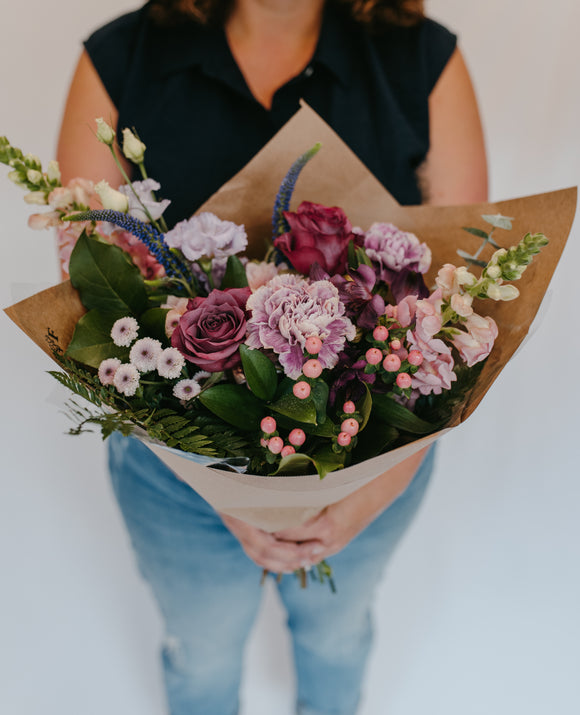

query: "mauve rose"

left=171, top=288, right=251, bottom=371
left=274, top=201, right=355, bottom=276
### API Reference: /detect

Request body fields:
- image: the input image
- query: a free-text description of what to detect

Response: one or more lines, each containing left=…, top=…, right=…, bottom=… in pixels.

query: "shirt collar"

left=151, top=3, right=354, bottom=87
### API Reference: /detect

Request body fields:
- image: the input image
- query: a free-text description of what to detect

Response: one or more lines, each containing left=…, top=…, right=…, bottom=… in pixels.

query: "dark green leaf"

left=355, top=246, right=372, bottom=267
left=65, top=310, right=127, bottom=367
left=311, top=380, right=329, bottom=425
left=372, top=394, right=439, bottom=434
left=311, top=446, right=345, bottom=479
left=221, top=255, right=249, bottom=289
left=357, top=384, right=373, bottom=431
left=239, top=344, right=278, bottom=401
left=140, top=308, right=170, bottom=343
left=354, top=421, right=399, bottom=461
left=270, top=393, right=317, bottom=425
left=199, top=384, right=264, bottom=431
left=273, top=453, right=316, bottom=476
left=69, top=231, right=148, bottom=315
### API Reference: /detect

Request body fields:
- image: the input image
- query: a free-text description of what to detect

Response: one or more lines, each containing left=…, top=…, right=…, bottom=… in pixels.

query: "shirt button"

left=304, top=66, right=314, bottom=78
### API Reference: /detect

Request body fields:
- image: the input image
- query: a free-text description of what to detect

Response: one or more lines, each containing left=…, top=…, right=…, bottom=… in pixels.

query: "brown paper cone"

left=4, top=104, right=577, bottom=530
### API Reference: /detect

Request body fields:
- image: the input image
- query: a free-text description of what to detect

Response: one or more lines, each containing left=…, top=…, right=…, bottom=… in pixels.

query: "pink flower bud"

left=305, top=335, right=323, bottom=354
left=396, top=373, right=412, bottom=389
left=281, top=445, right=296, bottom=458
left=289, top=428, right=306, bottom=447
left=408, top=350, right=424, bottom=366
left=342, top=401, right=356, bottom=414
left=341, top=418, right=359, bottom=436
left=389, top=338, right=402, bottom=351
left=260, top=416, right=277, bottom=434
left=337, top=432, right=352, bottom=447
left=268, top=436, right=284, bottom=454
left=260, top=438, right=269, bottom=448
left=383, top=354, right=401, bottom=372
left=293, top=381, right=311, bottom=400
left=372, top=326, right=389, bottom=342
left=366, top=348, right=383, bottom=365
left=303, top=359, right=323, bottom=379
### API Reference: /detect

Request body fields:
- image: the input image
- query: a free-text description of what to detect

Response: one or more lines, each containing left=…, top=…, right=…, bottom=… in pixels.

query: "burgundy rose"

left=274, top=201, right=355, bottom=276
left=171, top=288, right=251, bottom=371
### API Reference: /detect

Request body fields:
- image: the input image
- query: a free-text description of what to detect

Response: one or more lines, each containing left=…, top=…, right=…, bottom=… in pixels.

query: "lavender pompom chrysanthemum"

left=113, top=363, right=140, bottom=396
left=157, top=347, right=186, bottom=379
left=173, top=378, right=201, bottom=401
left=246, top=274, right=356, bottom=379
left=129, top=337, right=163, bottom=373
left=111, top=317, right=139, bottom=347
left=98, top=358, right=122, bottom=386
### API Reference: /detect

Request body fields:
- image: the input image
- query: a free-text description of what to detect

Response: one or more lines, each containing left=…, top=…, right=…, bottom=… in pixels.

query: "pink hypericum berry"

left=366, top=348, right=383, bottom=365
left=260, top=416, right=277, bottom=434
left=337, top=432, right=352, bottom=447
left=389, top=338, right=402, bottom=351
left=303, top=358, right=323, bottom=379
left=305, top=336, right=323, bottom=354
left=281, top=445, right=296, bottom=458
left=260, top=438, right=269, bottom=448
left=268, top=436, right=284, bottom=454
left=408, top=349, right=424, bottom=366
left=343, top=400, right=356, bottom=414
left=372, top=325, right=389, bottom=342
left=341, top=418, right=359, bottom=436
left=293, top=381, right=311, bottom=399
left=396, top=373, right=412, bottom=389
left=383, top=354, right=402, bottom=372
left=289, top=428, right=306, bottom=447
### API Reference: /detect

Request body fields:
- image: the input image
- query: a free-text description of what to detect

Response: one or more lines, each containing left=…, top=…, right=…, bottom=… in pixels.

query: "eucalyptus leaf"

left=481, top=213, right=513, bottom=231
left=270, top=393, right=317, bottom=425
left=199, top=384, right=264, bottom=431
left=372, top=394, right=439, bottom=434
left=221, top=255, right=249, bottom=289
left=65, top=309, right=127, bottom=367
left=239, top=344, right=278, bottom=401
left=69, top=231, right=149, bottom=315
left=462, top=226, right=489, bottom=240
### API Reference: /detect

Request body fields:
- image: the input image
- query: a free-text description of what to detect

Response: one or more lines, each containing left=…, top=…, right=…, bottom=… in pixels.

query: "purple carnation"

left=246, top=274, right=356, bottom=379
left=165, top=212, right=247, bottom=262
left=364, top=223, right=431, bottom=274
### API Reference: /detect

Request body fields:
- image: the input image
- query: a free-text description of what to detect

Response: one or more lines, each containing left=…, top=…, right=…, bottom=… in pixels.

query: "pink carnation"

left=246, top=274, right=356, bottom=379
left=364, top=223, right=431, bottom=274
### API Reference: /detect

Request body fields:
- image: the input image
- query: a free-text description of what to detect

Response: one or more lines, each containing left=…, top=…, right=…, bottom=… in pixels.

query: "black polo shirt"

left=85, top=2, right=456, bottom=227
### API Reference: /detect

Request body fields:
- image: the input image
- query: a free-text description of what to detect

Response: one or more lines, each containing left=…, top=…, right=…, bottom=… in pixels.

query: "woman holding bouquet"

left=57, top=0, right=487, bottom=713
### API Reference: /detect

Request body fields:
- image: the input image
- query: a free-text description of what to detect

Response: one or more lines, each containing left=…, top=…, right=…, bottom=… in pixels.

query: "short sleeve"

left=83, top=10, right=144, bottom=108
left=421, top=18, right=458, bottom=93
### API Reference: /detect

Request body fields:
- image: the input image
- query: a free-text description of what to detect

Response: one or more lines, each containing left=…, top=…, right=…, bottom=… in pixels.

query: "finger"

left=246, top=539, right=317, bottom=573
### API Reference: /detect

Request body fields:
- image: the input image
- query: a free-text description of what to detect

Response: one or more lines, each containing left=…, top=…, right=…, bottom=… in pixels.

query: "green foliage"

left=69, top=231, right=149, bottom=315
left=239, top=345, right=278, bottom=401
left=199, top=384, right=264, bottom=431
left=221, top=255, right=249, bottom=289
left=372, top=394, right=439, bottom=435
left=140, top=307, right=170, bottom=344
left=65, top=310, right=127, bottom=367
left=270, top=393, right=317, bottom=425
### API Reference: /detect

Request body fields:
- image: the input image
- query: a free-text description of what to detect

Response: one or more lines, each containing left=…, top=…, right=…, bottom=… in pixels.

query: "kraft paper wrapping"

left=4, top=104, right=577, bottom=531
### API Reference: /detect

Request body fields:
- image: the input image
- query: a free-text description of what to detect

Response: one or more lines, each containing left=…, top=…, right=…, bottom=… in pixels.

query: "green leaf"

left=69, top=231, right=149, bottom=315
left=357, top=384, right=373, bottom=431
left=311, top=380, right=329, bottom=425
left=354, top=421, right=399, bottom=461
left=270, top=393, right=317, bottom=425
left=462, top=226, right=490, bottom=239
left=65, top=310, right=127, bottom=367
left=372, top=394, right=439, bottom=434
left=355, top=246, right=372, bottom=267
left=199, top=384, right=264, bottom=431
left=140, top=308, right=170, bottom=343
left=273, top=453, right=316, bottom=476
left=481, top=213, right=513, bottom=231
left=239, top=344, right=278, bottom=401
left=311, top=446, right=345, bottom=479
left=221, top=255, right=249, bottom=289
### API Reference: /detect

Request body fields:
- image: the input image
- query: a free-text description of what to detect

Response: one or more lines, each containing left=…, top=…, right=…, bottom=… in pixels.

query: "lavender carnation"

left=246, top=274, right=356, bottom=379
left=165, top=212, right=247, bottom=262
left=364, top=223, right=431, bottom=275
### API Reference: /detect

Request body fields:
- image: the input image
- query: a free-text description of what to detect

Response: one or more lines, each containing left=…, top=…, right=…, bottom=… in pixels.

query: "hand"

left=219, top=512, right=321, bottom=573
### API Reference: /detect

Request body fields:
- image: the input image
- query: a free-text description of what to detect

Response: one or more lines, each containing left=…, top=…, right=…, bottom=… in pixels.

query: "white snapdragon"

left=26, top=169, right=43, bottom=185
left=23, top=191, right=47, bottom=205
left=486, top=283, right=520, bottom=301
left=122, top=128, right=146, bottom=164
left=95, top=180, right=129, bottom=212
left=95, top=118, right=115, bottom=145
left=46, top=160, right=61, bottom=184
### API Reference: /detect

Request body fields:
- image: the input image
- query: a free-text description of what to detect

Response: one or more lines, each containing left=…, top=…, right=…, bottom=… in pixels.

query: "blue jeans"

left=108, top=433, right=435, bottom=715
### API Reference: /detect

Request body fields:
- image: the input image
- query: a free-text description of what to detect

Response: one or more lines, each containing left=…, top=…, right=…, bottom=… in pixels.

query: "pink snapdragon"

left=451, top=313, right=498, bottom=367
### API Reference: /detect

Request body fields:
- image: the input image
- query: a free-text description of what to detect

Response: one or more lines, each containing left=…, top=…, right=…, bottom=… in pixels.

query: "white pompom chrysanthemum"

left=173, top=379, right=201, bottom=401
left=111, top=317, right=139, bottom=347
left=113, top=363, right=140, bottom=396
left=157, top=348, right=185, bottom=379
left=98, top=357, right=122, bottom=385
left=129, top=337, right=162, bottom=372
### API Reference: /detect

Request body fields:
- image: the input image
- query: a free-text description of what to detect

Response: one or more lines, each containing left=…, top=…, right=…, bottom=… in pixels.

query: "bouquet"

left=3, top=105, right=576, bottom=588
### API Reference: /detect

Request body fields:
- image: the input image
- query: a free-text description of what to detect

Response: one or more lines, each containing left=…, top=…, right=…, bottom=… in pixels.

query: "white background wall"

left=1, top=1, right=579, bottom=713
